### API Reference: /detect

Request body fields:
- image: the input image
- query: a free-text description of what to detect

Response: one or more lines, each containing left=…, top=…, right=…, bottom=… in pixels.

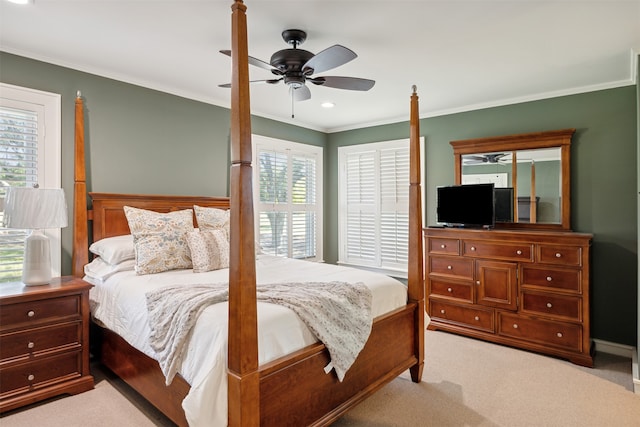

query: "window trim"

left=337, top=137, right=424, bottom=278
left=0, top=83, right=62, bottom=278
left=252, top=134, right=324, bottom=261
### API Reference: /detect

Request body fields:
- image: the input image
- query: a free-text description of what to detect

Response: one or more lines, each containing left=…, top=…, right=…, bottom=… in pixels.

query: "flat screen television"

left=437, top=183, right=495, bottom=228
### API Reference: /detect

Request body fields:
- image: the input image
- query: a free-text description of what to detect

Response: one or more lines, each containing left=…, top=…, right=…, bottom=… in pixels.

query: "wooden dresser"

left=0, top=277, right=94, bottom=412
left=424, top=227, right=594, bottom=367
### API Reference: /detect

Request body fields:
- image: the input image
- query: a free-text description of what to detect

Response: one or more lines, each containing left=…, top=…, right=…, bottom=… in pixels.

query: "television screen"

left=437, top=183, right=495, bottom=227
left=494, top=187, right=514, bottom=222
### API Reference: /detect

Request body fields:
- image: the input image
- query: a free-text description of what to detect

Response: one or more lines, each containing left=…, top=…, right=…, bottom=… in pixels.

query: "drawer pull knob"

left=476, top=280, right=480, bottom=285
left=474, top=316, right=480, bottom=321
left=440, top=309, right=446, bottom=314
left=546, top=276, right=553, bottom=282
left=516, top=250, right=522, bottom=255
left=513, top=324, right=519, bottom=329
left=546, top=302, right=553, bottom=308
left=27, top=310, right=35, bottom=318
left=447, top=287, right=453, bottom=293
left=28, top=341, right=35, bottom=349
left=470, top=246, right=476, bottom=251
left=556, top=332, right=563, bottom=338
left=555, top=253, right=562, bottom=258
left=28, top=374, right=35, bottom=381
left=440, top=244, right=446, bottom=249
left=447, top=265, right=452, bottom=270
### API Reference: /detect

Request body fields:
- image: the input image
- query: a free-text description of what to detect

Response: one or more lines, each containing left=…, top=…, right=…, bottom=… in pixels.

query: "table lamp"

left=3, top=187, right=68, bottom=286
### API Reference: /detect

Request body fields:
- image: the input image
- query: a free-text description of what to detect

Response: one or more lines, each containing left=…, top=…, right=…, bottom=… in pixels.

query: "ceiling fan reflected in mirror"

left=463, top=153, right=510, bottom=165
left=219, top=29, right=375, bottom=115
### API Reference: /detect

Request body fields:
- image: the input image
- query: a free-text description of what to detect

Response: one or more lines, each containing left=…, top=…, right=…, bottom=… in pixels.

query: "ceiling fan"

left=463, top=153, right=509, bottom=165
left=219, top=29, right=375, bottom=106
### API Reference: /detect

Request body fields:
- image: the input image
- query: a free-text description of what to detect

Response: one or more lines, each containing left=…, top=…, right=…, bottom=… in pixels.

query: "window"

left=338, top=138, right=423, bottom=277
left=253, top=135, right=323, bottom=261
left=0, top=84, right=62, bottom=283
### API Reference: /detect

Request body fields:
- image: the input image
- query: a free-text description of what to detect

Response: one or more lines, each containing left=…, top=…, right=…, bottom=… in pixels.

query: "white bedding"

left=86, top=254, right=407, bottom=427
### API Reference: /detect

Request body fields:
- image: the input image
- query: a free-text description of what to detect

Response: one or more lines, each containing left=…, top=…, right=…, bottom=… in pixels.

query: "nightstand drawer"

left=0, top=321, right=82, bottom=362
left=499, top=313, right=582, bottom=352
left=0, top=350, right=82, bottom=395
left=0, top=295, right=81, bottom=331
left=521, top=291, right=582, bottom=321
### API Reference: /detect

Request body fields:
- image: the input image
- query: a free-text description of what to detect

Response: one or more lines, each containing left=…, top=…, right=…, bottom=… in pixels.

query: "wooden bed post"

left=72, top=91, right=89, bottom=277
left=408, top=85, right=425, bottom=382
left=227, top=1, right=259, bottom=426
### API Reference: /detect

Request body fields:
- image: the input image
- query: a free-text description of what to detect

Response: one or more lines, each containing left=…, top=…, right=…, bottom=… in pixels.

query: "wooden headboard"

left=89, top=192, right=230, bottom=242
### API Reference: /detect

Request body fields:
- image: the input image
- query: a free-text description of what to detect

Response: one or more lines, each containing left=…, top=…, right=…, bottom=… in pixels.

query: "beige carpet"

left=2, top=330, right=639, bottom=427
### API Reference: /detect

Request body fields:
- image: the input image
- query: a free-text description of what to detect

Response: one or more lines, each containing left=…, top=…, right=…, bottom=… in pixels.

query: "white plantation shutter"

left=0, top=107, right=38, bottom=281
left=253, top=135, right=323, bottom=261
left=0, top=84, right=61, bottom=284
left=339, top=138, right=418, bottom=276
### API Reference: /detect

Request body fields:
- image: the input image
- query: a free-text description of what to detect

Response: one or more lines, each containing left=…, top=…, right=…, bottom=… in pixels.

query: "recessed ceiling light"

left=321, top=102, right=335, bottom=109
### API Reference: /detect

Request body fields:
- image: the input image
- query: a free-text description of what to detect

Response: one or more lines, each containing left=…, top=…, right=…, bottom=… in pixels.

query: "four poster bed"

left=71, top=1, right=425, bottom=426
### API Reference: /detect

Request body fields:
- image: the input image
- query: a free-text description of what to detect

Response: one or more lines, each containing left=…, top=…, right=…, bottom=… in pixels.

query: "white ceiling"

left=1, top=1, right=639, bottom=133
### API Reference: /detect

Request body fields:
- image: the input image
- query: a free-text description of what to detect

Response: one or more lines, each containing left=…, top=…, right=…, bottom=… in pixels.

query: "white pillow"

left=123, top=206, right=194, bottom=275
left=84, top=257, right=135, bottom=282
left=186, top=229, right=230, bottom=273
left=89, top=235, right=135, bottom=265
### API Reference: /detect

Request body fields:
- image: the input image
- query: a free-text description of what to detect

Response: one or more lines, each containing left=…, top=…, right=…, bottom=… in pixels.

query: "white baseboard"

left=593, top=338, right=635, bottom=358
left=593, top=339, right=640, bottom=395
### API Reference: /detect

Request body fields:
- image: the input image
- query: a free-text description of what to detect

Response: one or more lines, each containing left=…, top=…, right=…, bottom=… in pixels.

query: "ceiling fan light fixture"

left=5, top=0, right=33, bottom=4
left=321, top=102, right=335, bottom=108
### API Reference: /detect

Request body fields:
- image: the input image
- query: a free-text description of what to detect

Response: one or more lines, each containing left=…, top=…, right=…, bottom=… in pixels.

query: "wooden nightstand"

left=0, top=276, right=94, bottom=412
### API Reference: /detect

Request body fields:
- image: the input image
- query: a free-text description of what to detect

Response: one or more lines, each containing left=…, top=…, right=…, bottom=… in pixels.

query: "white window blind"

left=253, top=135, right=323, bottom=261
left=0, top=84, right=62, bottom=284
left=339, top=138, right=422, bottom=277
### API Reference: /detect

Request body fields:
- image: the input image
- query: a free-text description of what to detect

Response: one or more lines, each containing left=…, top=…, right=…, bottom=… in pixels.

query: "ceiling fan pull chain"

left=291, top=90, right=295, bottom=118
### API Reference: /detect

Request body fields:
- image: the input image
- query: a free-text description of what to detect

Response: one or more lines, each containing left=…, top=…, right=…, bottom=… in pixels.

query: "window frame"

left=252, top=134, right=323, bottom=261
left=0, top=83, right=62, bottom=281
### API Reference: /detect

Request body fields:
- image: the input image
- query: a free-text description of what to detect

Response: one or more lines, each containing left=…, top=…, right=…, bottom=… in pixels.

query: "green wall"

left=1, top=52, right=637, bottom=346
left=328, top=87, right=638, bottom=346
left=0, top=52, right=326, bottom=275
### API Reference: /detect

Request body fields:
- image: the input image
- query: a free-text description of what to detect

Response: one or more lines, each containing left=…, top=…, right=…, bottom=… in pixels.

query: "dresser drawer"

left=521, top=291, right=582, bottom=322
left=0, top=321, right=82, bottom=362
left=428, top=237, right=460, bottom=255
left=498, top=313, right=582, bottom=352
left=463, top=240, right=533, bottom=262
left=521, top=266, right=581, bottom=293
left=429, top=256, right=473, bottom=280
left=0, top=295, right=81, bottom=331
left=430, top=300, right=494, bottom=333
left=429, top=279, right=473, bottom=303
left=538, top=245, right=582, bottom=266
left=0, top=350, right=82, bottom=395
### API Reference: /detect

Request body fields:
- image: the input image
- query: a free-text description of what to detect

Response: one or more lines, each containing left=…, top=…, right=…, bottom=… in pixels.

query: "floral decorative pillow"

left=194, top=205, right=230, bottom=240
left=186, top=229, right=230, bottom=273
left=123, top=206, right=194, bottom=275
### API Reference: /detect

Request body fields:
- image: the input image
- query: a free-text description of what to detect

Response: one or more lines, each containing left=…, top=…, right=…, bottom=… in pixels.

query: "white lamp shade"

left=3, top=187, right=68, bottom=229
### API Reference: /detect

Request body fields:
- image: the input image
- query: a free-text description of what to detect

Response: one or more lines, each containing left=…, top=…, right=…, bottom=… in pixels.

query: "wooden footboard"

left=92, top=304, right=419, bottom=427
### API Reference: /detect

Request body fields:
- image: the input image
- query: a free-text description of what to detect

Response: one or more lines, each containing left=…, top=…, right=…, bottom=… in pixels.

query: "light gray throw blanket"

left=146, top=281, right=372, bottom=385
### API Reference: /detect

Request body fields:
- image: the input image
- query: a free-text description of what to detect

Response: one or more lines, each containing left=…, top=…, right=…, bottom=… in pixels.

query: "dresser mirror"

left=450, top=129, right=574, bottom=230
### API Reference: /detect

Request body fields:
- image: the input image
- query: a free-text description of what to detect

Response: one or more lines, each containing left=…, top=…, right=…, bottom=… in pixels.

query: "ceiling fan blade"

left=219, top=50, right=283, bottom=75
left=302, top=45, right=357, bottom=74
left=308, top=76, right=375, bottom=91
left=290, top=84, right=311, bottom=102
left=218, top=78, right=282, bottom=88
